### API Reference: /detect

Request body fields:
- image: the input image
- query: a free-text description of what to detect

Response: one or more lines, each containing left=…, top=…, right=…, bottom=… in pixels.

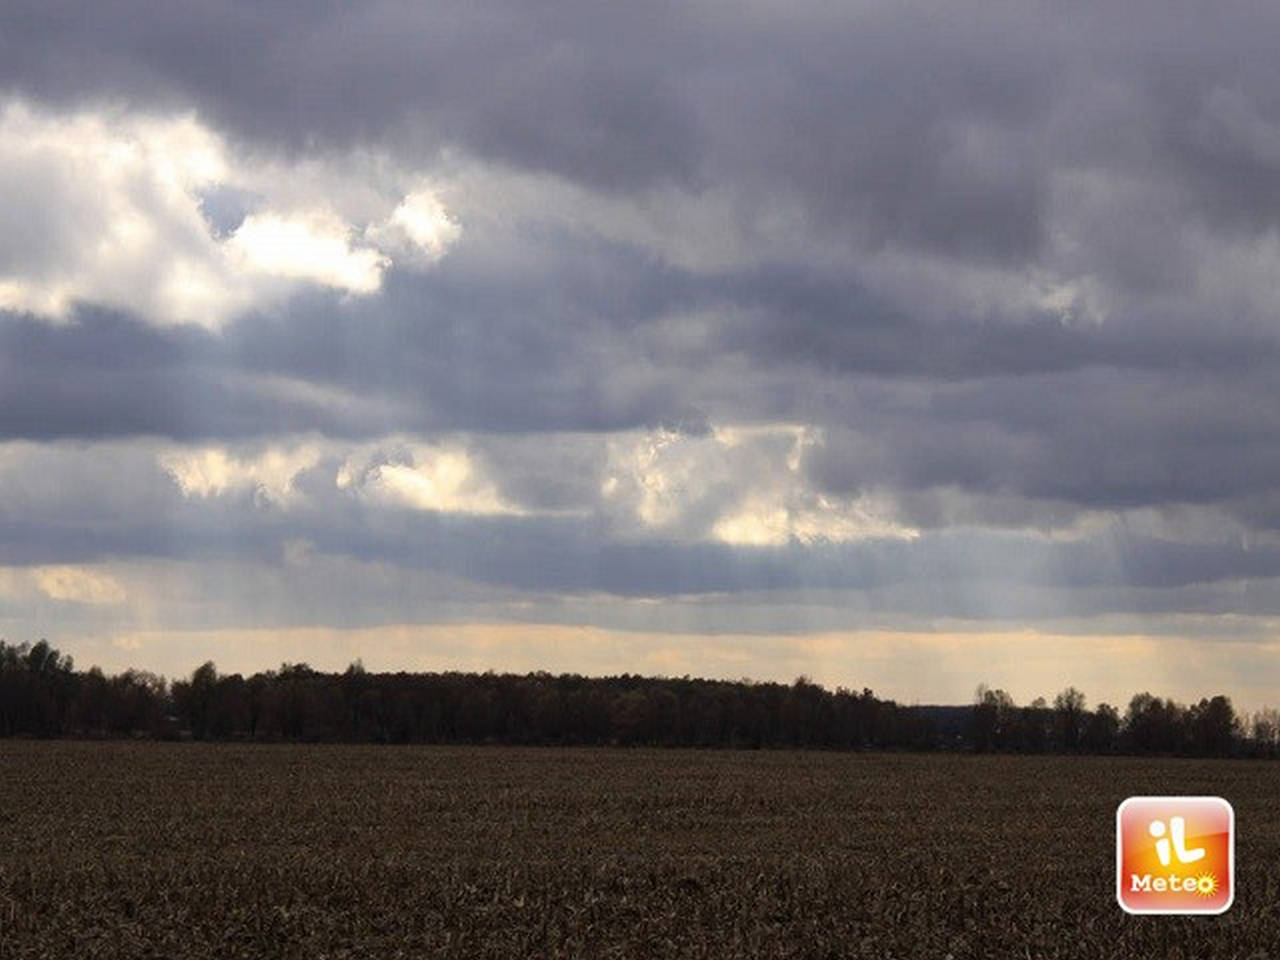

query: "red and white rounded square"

left=1116, top=795, right=1233, bottom=915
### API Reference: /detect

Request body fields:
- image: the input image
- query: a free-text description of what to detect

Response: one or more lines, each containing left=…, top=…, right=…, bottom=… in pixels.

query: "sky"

left=4, top=1, right=1280, bottom=712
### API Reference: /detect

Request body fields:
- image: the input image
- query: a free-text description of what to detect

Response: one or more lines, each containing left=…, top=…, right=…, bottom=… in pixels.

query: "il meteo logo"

left=1116, top=796, right=1234, bottom=915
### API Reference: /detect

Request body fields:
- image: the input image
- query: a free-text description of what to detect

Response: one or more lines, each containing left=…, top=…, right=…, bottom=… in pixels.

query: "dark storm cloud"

left=6, top=1, right=1280, bottom=245
left=0, top=0, right=704, bottom=190
left=0, top=229, right=711, bottom=440
left=0, top=309, right=403, bottom=441
left=713, top=263, right=1277, bottom=378
left=3, top=249, right=1273, bottom=445
left=805, top=364, right=1280, bottom=516
left=0, top=0, right=1058, bottom=260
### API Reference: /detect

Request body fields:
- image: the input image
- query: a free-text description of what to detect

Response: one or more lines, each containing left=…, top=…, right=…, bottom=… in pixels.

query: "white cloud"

left=712, top=492, right=917, bottom=547
left=601, top=423, right=918, bottom=545
left=0, top=99, right=461, bottom=329
left=32, top=565, right=127, bottom=605
left=0, top=100, right=242, bottom=326
left=0, top=564, right=128, bottom=606
left=365, top=187, right=463, bottom=265
left=337, top=440, right=521, bottom=515
left=159, top=444, right=321, bottom=505
left=157, top=437, right=524, bottom=516
left=227, top=209, right=389, bottom=294
left=600, top=426, right=710, bottom=528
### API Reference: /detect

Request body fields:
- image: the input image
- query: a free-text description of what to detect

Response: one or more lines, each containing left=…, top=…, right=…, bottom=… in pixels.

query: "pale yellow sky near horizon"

left=50, top=622, right=1280, bottom=717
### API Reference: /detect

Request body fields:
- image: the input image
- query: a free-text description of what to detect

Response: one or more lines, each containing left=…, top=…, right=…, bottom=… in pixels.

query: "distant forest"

left=1, top=639, right=1274, bottom=757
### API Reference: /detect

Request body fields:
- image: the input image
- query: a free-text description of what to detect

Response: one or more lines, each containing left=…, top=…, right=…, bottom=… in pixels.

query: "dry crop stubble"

left=2, top=743, right=1279, bottom=957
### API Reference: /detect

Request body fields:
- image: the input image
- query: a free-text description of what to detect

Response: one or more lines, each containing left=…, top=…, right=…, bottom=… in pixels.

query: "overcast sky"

left=4, top=1, right=1280, bottom=710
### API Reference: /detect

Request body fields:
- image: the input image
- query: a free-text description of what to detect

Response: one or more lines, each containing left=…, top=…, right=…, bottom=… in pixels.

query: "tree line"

left=0, top=638, right=1274, bottom=756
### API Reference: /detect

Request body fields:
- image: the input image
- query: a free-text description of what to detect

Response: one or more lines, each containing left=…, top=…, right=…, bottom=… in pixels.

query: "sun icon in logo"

left=1194, top=873, right=1219, bottom=897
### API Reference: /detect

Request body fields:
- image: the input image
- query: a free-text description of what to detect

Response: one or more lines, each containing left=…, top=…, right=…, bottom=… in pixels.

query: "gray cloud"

left=5, top=0, right=1280, bottom=663
left=0, top=438, right=1275, bottom=605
